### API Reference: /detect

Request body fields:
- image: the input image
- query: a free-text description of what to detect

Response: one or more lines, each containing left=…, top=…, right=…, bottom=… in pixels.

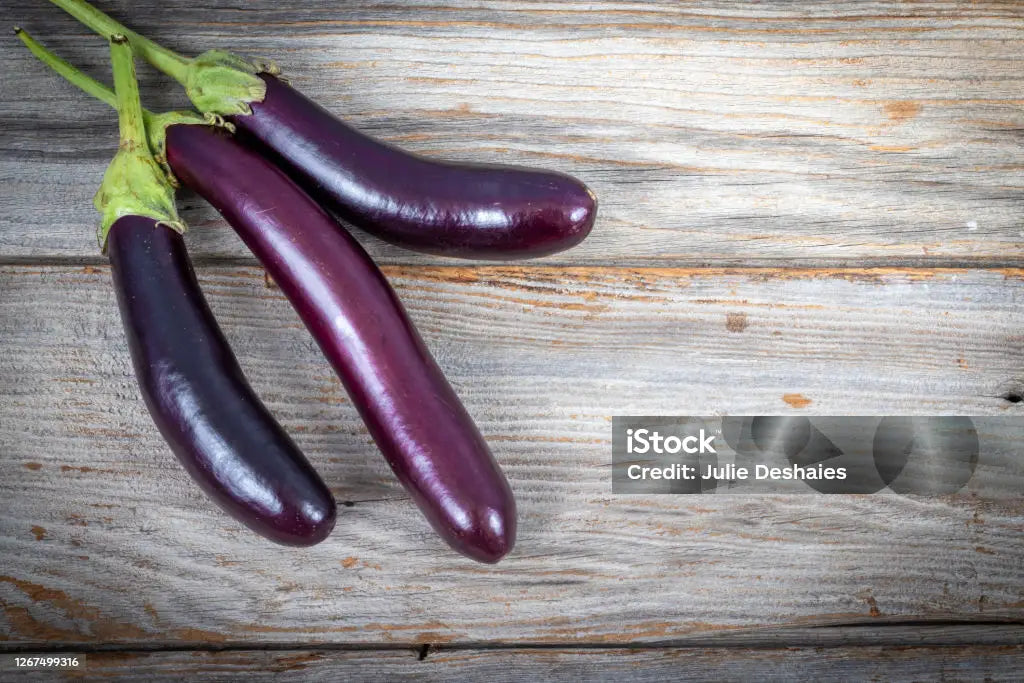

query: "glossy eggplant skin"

left=106, top=215, right=336, bottom=546
left=165, top=124, right=517, bottom=562
left=229, top=74, right=596, bottom=260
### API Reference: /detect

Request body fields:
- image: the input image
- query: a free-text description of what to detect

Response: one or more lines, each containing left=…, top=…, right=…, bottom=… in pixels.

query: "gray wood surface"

left=1, top=264, right=1022, bottom=648
left=6, top=645, right=1024, bottom=681
left=1, top=0, right=1022, bottom=264
left=1, top=0, right=1023, bottom=678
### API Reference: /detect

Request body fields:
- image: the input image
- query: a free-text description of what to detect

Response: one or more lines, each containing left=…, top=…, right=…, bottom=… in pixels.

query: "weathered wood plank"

left=8, top=623, right=1024, bottom=651
left=2, top=0, right=1022, bottom=262
left=1, top=264, right=1022, bottom=645
left=6, top=646, right=1024, bottom=682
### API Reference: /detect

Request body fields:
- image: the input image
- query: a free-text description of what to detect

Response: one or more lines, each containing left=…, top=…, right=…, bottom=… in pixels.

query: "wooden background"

left=1, top=0, right=1022, bottom=679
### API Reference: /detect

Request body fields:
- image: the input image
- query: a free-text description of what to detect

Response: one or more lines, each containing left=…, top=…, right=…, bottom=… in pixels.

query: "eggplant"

left=108, top=216, right=336, bottom=546
left=40, top=32, right=336, bottom=546
left=20, top=30, right=516, bottom=562
left=232, top=74, right=597, bottom=259
left=165, top=122, right=517, bottom=563
left=47, top=0, right=598, bottom=260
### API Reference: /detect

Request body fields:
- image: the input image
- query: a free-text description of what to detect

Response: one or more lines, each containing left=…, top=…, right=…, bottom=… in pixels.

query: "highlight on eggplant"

left=47, top=0, right=598, bottom=260
left=53, top=32, right=336, bottom=547
left=21, top=30, right=516, bottom=562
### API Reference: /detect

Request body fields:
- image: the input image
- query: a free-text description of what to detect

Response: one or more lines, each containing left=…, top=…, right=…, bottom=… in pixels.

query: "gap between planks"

left=3, top=621, right=1023, bottom=654
left=2, top=255, right=1024, bottom=270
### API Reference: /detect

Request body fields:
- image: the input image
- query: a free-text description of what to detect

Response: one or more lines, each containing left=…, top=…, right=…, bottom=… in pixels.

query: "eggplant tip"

left=562, top=185, right=598, bottom=245
left=264, top=498, right=338, bottom=547
left=454, top=504, right=517, bottom=564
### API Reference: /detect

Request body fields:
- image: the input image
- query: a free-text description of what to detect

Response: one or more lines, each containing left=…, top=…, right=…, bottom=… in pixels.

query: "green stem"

left=47, top=0, right=190, bottom=83
left=46, top=0, right=268, bottom=116
left=14, top=27, right=115, bottom=108
left=93, top=34, right=185, bottom=249
left=110, top=35, right=146, bottom=150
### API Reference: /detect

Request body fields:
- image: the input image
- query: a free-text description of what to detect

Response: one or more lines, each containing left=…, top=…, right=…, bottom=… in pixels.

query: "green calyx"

left=94, top=36, right=184, bottom=250
left=144, top=110, right=216, bottom=166
left=94, top=147, right=184, bottom=248
left=185, top=50, right=268, bottom=116
left=48, top=0, right=274, bottom=117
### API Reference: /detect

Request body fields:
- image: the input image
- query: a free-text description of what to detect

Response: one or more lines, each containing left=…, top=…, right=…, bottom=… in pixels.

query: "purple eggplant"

left=108, top=216, right=336, bottom=546
left=232, top=74, right=596, bottom=259
left=165, top=123, right=517, bottom=563
left=20, top=29, right=516, bottom=562
left=47, top=0, right=598, bottom=260
left=31, top=32, right=336, bottom=546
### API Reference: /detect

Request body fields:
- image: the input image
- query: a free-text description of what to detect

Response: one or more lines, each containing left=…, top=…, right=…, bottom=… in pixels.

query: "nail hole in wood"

left=1003, top=392, right=1023, bottom=404
left=417, top=644, right=430, bottom=661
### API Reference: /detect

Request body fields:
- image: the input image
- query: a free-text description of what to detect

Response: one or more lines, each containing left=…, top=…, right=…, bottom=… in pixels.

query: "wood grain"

left=5, top=645, right=1023, bottom=682
left=1, top=0, right=1022, bottom=263
left=1, top=264, right=1022, bottom=646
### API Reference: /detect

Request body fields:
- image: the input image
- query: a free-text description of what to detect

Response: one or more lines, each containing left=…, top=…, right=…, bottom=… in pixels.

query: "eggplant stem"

left=15, top=27, right=116, bottom=108
left=92, top=35, right=185, bottom=247
left=110, top=36, right=146, bottom=151
left=47, top=0, right=190, bottom=83
left=47, top=0, right=266, bottom=116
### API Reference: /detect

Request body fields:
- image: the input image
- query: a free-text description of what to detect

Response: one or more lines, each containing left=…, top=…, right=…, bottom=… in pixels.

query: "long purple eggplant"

left=108, top=216, right=336, bottom=546
left=47, top=0, right=598, bottom=260
left=40, top=33, right=336, bottom=546
left=165, top=123, right=517, bottom=563
left=20, top=30, right=516, bottom=562
left=232, top=74, right=596, bottom=259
